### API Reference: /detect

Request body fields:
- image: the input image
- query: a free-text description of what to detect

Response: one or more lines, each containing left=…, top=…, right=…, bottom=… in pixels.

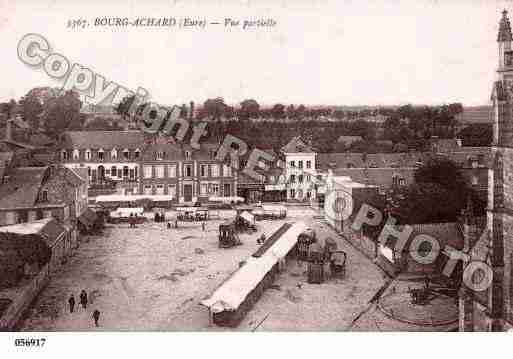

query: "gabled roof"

left=61, top=130, right=144, bottom=149
left=281, top=136, right=315, bottom=153
left=332, top=167, right=416, bottom=187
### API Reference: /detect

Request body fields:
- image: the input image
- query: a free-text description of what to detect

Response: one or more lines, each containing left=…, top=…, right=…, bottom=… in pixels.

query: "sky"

left=0, top=0, right=512, bottom=107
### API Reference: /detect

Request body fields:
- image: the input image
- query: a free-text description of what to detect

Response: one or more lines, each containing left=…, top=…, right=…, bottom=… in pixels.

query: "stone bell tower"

left=486, top=9, right=513, bottom=332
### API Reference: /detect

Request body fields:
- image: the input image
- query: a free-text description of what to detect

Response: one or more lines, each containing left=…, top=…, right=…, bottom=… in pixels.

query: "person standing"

left=202, top=221, right=205, bottom=232
left=68, top=294, right=75, bottom=313
left=79, top=290, right=88, bottom=309
left=92, top=309, right=100, bottom=327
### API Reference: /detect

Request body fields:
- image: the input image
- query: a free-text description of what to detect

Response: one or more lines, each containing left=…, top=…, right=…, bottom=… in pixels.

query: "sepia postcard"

left=0, top=0, right=512, bottom=357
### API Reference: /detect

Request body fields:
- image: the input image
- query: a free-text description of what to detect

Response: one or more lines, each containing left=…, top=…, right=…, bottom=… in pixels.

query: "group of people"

left=257, top=233, right=266, bottom=245
left=128, top=213, right=139, bottom=228
left=154, top=212, right=166, bottom=222
left=68, top=290, right=101, bottom=327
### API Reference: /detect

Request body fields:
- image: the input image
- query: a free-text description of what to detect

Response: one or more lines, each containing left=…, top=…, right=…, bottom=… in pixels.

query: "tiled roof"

left=61, top=130, right=144, bottom=149
left=0, top=218, right=66, bottom=247
left=0, top=167, right=48, bottom=208
left=455, top=106, right=492, bottom=124
left=332, top=167, right=416, bottom=187
left=318, top=152, right=428, bottom=170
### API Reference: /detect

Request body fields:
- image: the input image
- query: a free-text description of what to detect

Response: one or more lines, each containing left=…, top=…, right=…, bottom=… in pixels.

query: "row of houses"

left=56, top=130, right=492, bottom=205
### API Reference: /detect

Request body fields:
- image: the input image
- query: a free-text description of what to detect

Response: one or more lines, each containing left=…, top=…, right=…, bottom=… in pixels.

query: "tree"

left=44, top=90, right=82, bottom=138
left=18, top=93, right=43, bottom=128
left=393, top=182, right=463, bottom=224
left=115, top=94, right=135, bottom=121
left=239, top=99, right=260, bottom=120
left=457, top=124, right=492, bottom=147
left=203, top=97, right=227, bottom=120
left=271, top=104, right=285, bottom=119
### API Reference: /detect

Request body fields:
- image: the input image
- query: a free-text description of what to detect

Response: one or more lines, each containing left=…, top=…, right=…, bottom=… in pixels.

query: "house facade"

left=281, top=136, right=318, bottom=201
left=58, top=130, right=144, bottom=195
left=139, top=139, right=237, bottom=204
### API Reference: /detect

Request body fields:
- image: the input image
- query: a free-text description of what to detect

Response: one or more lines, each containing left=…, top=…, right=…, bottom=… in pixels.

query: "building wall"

left=284, top=153, right=317, bottom=200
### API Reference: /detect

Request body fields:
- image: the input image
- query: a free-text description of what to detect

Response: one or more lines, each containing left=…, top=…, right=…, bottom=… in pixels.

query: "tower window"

left=506, top=51, right=513, bottom=66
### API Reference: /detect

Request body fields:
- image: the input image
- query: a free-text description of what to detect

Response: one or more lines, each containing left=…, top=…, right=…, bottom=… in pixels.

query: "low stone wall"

left=0, top=264, right=50, bottom=331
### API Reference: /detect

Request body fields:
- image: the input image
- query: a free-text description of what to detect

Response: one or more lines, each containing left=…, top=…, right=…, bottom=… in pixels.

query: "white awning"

left=265, top=184, right=285, bottom=191
left=239, top=211, right=254, bottom=224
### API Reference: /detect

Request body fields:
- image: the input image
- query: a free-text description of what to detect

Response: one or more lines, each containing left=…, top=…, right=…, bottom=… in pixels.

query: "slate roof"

left=60, top=130, right=144, bottom=149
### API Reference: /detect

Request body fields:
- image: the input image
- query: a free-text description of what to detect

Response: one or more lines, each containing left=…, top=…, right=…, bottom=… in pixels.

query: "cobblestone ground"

left=18, top=206, right=455, bottom=331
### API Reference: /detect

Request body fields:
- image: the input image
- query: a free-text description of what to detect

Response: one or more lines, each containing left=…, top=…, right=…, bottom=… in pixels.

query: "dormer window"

left=185, top=151, right=191, bottom=159
left=98, top=148, right=104, bottom=161
left=85, top=149, right=91, bottom=160
left=123, top=149, right=130, bottom=160
left=72, top=149, right=79, bottom=160
left=156, top=151, right=165, bottom=160
left=134, top=149, right=141, bottom=159
left=111, top=148, right=118, bottom=159
left=61, top=150, right=68, bottom=161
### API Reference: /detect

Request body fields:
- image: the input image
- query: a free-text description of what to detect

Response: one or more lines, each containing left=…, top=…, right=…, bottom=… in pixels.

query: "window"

left=211, top=164, right=219, bottom=177
left=5, top=212, right=16, bottom=225
left=123, top=149, right=130, bottom=160
left=155, top=165, right=164, bottom=178
left=129, top=168, right=135, bottom=179
left=185, top=164, right=193, bottom=177
left=200, top=164, right=208, bottom=177
left=200, top=183, right=208, bottom=195
left=290, top=174, right=296, bottom=183
left=144, top=185, right=152, bottom=195
left=111, top=148, right=117, bottom=159
left=134, top=149, right=141, bottom=159
left=223, top=164, right=232, bottom=177
left=185, top=151, right=191, bottom=159
left=307, top=191, right=311, bottom=198
left=61, top=150, right=68, bottom=161
left=298, top=189, right=303, bottom=198
left=143, top=165, right=152, bottom=178
left=290, top=160, right=295, bottom=168
left=123, top=166, right=129, bottom=177
left=156, top=184, right=165, bottom=194
left=39, top=190, right=48, bottom=202
left=85, top=149, right=91, bottom=160
left=298, top=175, right=303, bottom=183
left=306, top=160, right=311, bottom=169
left=290, top=189, right=295, bottom=198
left=98, top=149, right=104, bottom=161
left=87, top=167, right=91, bottom=177
left=168, top=185, right=176, bottom=198
left=73, top=149, right=79, bottom=160
left=472, top=175, right=478, bottom=185
left=168, top=164, right=176, bottom=177
left=212, top=183, right=219, bottom=195
left=111, top=166, right=117, bottom=177
left=298, top=160, right=303, bottom=169
left=505, top=51, right=513, bottom=66
left=306, top=174, right=311, bottom=182
left=156, top=151, right=164, bottom=160
left=117, top=168, right=122, bottom=177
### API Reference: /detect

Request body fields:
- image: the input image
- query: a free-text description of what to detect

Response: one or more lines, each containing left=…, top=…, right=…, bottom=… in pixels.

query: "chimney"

left=6, top=118, right=13, bottom=142
left=190, top=101, right=195, bottom=120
